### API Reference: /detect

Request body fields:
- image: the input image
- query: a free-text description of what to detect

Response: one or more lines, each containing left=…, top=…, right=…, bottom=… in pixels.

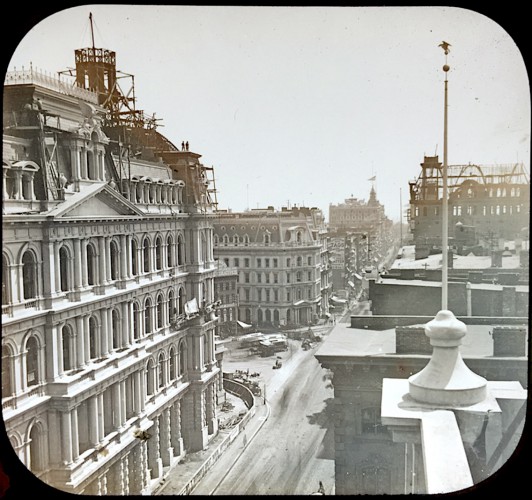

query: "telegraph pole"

left=440, top=41, right=451, bottom=310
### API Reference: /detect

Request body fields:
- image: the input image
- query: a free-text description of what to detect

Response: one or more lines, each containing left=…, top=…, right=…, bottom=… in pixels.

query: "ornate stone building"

left=2, top=45, right=222, bottom=494
left=213, top=206, right=331, bottom=328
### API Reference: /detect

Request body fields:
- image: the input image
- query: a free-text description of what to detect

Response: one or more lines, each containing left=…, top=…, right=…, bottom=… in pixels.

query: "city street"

left=190, top=325, right=336, bottom=495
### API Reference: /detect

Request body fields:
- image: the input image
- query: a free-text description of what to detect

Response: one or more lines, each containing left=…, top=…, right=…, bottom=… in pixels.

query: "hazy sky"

left=6, top=5, right=530, bottom=221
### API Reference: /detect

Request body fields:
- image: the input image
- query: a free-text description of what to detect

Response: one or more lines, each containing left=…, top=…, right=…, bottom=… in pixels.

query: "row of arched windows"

left=2, top=233, right=186, bottom=307
left=215, top=234, right=252, bottom=247
left=145, top=343, right=187, bottom=397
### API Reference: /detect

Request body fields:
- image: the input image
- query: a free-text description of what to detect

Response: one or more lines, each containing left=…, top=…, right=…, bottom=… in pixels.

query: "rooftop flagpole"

left=439, top=41, right=451, bottom=310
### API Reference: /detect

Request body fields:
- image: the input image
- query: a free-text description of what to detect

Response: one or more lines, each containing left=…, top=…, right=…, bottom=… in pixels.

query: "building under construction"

left=3, top=16, right=225, bottom=495
left=408, top=155, right=530, bottom=259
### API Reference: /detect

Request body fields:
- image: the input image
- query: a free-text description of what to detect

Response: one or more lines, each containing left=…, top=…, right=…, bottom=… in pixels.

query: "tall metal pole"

left=440, top=42, right=451, bottom=310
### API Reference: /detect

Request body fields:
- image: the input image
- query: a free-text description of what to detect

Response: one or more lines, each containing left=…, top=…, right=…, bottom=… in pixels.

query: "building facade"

left=213, top=264, right=239, bottom=339
left=2, top=45, right=223, bottom=494
left=213, top=206, right=331, bottom=328
left=408, top=155, right=530, bottom=258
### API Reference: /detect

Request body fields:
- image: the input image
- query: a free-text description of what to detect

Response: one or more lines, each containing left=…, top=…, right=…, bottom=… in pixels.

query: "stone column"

left=23, top=172, right=35, bottom=201
left=112, top=382, right=123, bottom=430
left=133, top=371, right=141, bottom=415
left=79, top=148, right=87, bottom=179
left=147, top=417, right=162, bottom=479
left=121, top=301, right=131, bottom=347
left=83, top=314, right=90, bottom=364
left=70, top=146, right=81, bottom=182
left=97, top=237, right=106, bottom=286
left=97, top=393, right=105, bottom=441
left=53, top=241, right=62, bottom=295
left=61, top=410, right=73, bottom=464
left=206, top=383, right=218, bottom=435
left=73, top=238, right=82, bottom=291
left=120, top=455, right=129, bottom=495
left=80, top=239, right=88, bottom=288
left=120, top=379, right=127, bottom=425
left=71, top=406, right=80, bottom=460
left=97, top=475, right=108, bottom=496
left=104, top=237, right=112, bottom=284
left=160, top=408, right=173, bottom=466
left=87, top=395, right=100, bottom=447
left=170, top=401, right=183, bottom=457
left=3, top=168, right=9, bottom=199
left=100, top=308, right=109, bottom=356
left=13, top=170, right=23, bottom=200
left=120, top=234, right=128, bottom=280
left=75, top=315, right=86, bottom=368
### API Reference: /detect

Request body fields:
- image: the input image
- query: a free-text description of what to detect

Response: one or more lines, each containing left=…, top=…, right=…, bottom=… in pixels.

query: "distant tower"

left=368, top=184, right=378, bottom=206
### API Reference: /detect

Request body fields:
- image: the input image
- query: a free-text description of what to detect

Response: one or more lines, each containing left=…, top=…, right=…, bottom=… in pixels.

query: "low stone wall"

left=177, top=380, right=256, bottom=495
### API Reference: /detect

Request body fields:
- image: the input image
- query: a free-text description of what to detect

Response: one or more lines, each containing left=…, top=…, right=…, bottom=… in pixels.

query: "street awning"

left=330, top=296, right=347, bottom=305
left=237, top=320, right=252, bottom=329
left=354, top=273, right=363, bottom=280
left=348, top=281, right=355, bottom=288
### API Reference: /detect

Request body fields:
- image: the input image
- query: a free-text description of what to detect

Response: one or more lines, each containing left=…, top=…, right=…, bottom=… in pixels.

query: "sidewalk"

left=154, top=395, right=269, bottom=496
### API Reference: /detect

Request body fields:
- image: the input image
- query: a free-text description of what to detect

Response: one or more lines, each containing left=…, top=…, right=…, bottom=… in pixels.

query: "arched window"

left=202, top=233, right=208, bottom=261
left=169, top=346, right=176, bottom=381
left=244, top=235, right=250, bottom=246
left=146, top=359, right=155, bottom=396
left=274, top=309, right=280, bottom=324
left=296, top=231, right=302, bottom=244
left=287, top=309, right=292, bottom=323
left=87, top=244, right=97, bottom=286
left=178, top=342, right=186, bottom=376
left=245, top=308, right=251, bottom=324
left=110, top=240, right=119, bottom=281
left=59, top=247, right=70, bottom=292
left=131, top=239, right=139, bottom=276
left=265, top=309, right=271, bottom=323
left=62, top=326, right=72, bottom=371
left=26, top=336, right=39, bottom=387
left=258, top=308, right=263, bottom=324
left=2, top=345, right=13, bottom=398
left=132, top=302, right=140, bottom=340
left=233, top=235, right=239, bottom=246
left=155, top=235, right=163, bottom=271
left=213, top=234, right=219, bottom=247
left=168, top=290, right=175, bottom=324
left=264, top=233, right=270, bottom=245
left=296, top=271, right=302, bottom=282
left=112, top=309, right=120, bottom=349
left=222, top=234, right=229, bottom=246
left=89, top=317, right=98, bottom=360
left=156, top=294, right=164, bottom=330
left=29, top=425, right=45, bottom=472
left=166, top=234, right=174, bottom=268
left=143, top=238, right=150, bottom=273
left=178, top=287, right=185, bottom=316
left=22, top=251, right=37, bottom=300
left=2, top=254, right=10, bottom=305
left=177, top=234, right=185, bottom=265
left=144, top=297, right=153, bottom=334
left=158, top=352, right=166, bottom=389
left=87, top=149, right=97, bottom=180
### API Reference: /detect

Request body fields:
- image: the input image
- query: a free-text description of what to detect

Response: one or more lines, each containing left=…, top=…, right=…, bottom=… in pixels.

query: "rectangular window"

left=266, top=289, right=270, bottom=302
left=274, top=273, right=278, bottom=284
left=287, top=290, right=291, bottom=302
left=245, top=272, right=250, bottom=283
left=307, top=256, right=312, bottom=265
left=265, top=273, right=270, bottom=283
left=273, top=258, right=278, bottom=268
left=224, top=258, right=230, bottom=267
left=287, top=272, right=291, bottom=283
left=308, top=271, right=312, bottom=281
left=245, top=288, right=250, bottom=300
left=265, top=258, right=270, bottom=268
left=234, top=258, right=240, bottom=267
left=257, top=258, right=262, bottom=267
left=244, top=258, right=250, bottom=267
left=274, top=290, right=279, bottom=302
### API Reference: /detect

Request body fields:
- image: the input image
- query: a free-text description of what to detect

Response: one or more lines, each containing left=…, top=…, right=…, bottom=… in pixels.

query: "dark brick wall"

left=395, top=326, right=431, bottom=354
left=492, top=326, right=528, bottom=356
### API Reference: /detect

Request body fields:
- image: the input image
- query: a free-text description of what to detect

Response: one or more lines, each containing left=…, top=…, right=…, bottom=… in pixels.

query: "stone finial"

left=408, top=310, right=487, bottom=406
